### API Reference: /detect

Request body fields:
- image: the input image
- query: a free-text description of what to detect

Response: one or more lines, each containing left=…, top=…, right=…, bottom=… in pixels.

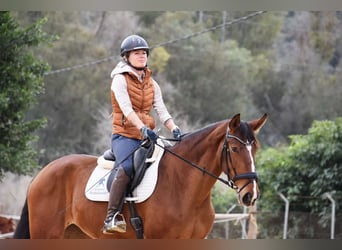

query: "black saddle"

left=105, top=140, right=155, bottom=193
left=103, top=149, right=115, bottom=161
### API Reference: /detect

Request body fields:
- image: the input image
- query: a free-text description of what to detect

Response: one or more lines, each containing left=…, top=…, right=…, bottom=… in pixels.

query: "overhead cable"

left=44, top=11, right=266, bottom=76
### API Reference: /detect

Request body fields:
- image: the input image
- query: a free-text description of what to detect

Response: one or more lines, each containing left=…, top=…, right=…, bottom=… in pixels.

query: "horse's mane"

left=181, top=120, right=225, bottom=141
left=177, top=119, right=259, bottom=148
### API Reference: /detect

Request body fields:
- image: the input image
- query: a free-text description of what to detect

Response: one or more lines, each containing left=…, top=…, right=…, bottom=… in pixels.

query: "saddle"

left=105, top=140, right=155, bottom=194
left=85, top=138, right=164, bottom=203
left=85, top=139, right=165, bottom=239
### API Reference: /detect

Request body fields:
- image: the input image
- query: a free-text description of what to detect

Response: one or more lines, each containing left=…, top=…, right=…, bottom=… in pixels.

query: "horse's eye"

left=231, top=147, right=238, bottom=153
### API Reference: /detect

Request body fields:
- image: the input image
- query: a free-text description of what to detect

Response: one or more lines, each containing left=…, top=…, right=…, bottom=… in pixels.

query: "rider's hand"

left=140, top=126, right=158, bottom=142
left=172, top=127, right=182, bottom=140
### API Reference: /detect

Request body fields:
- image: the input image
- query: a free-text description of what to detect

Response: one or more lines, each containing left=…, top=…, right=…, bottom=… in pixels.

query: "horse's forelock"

left=240, top=121, right=257, bottom=144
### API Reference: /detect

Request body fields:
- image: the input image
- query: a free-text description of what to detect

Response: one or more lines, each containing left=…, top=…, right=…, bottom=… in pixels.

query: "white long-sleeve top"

left=110, top=61, right=172, bottom=125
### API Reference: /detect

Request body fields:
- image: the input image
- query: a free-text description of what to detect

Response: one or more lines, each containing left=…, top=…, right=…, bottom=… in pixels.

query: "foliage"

left=142, top=12, right=276, bottom=124
left=255, top=11, right=342, bottom=144
left=149, top=46, right=170, bottom=74
left=0, top=12, right=55, bottom=179
left=211, top=183, right=238, bottom=213
left=135, top=11, right=163, bottom=26
left=2, top=10, right=342, bottom=238
left=257, top=117, right=342, bottom=238
left=200, top=11, right=284, bottom=55
left=24, top=12, right=146, bottom=165
left=10, top=11, right=342, bottom=168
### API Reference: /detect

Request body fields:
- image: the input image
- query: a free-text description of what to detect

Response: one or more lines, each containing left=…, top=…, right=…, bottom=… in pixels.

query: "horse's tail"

left=13, top=198, right=30, bottom=239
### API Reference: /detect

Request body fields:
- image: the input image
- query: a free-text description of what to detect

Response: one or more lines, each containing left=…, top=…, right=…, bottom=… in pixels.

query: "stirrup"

left=102, top=212, right=127, bottom=234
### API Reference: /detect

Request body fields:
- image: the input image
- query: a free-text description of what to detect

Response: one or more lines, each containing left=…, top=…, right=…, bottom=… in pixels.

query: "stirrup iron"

left=103, top=212, right=127, bottom=234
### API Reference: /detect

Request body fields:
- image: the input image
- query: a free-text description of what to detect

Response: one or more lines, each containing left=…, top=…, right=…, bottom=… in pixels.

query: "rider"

left=103, top=34, right=182, bottom=234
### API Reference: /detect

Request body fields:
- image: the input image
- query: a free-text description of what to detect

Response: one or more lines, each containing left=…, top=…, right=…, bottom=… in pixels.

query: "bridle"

left=154, top=124, right=258, bottom=191
left=220, top=128, right=258, bottom=193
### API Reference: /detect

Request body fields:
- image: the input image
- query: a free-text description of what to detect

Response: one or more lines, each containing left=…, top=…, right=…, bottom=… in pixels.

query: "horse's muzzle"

left=241, top=191, right=260, bottom=206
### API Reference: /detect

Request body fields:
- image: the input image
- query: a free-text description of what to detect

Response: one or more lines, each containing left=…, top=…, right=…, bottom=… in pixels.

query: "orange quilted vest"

left=111, top=69, right=155, bottom=139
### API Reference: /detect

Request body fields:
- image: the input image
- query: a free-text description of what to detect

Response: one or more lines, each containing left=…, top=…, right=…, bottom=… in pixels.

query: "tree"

left=142, top=12, right=274, bottom=125
left=0, top=12, right=54, bottom=179
left=257, top=117, right=342, bottom=238
left=15, top=12, right=140, bottom=165
left=254, top=11, right=342, bottom=145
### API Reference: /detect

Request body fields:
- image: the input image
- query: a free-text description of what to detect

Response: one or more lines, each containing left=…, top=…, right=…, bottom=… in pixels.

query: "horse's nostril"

left=242, top=192, right=252, bottom=206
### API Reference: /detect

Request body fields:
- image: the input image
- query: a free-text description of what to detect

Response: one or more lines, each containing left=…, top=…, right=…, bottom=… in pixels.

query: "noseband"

left=220, top=129, right=258, bottom=192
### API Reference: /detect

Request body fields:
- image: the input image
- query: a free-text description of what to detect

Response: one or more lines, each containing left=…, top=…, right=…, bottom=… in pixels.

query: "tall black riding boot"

left=102, top=166, right=130, bottom=234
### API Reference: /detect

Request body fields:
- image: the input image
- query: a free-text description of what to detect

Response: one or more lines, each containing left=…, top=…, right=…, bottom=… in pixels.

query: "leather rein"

left=154, top=124, right=258, bottom=191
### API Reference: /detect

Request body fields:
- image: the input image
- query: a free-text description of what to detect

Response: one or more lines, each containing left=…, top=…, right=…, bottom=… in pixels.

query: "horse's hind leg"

left=27, top=189, right=68, bottom=238
left=28, top=210, right=67, bottom=238
left=29, top=221, right=66, bottom=238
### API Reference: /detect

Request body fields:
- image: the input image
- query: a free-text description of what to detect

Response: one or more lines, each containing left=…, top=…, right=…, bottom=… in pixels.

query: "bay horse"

left=14, top=113, right=267, bottom=239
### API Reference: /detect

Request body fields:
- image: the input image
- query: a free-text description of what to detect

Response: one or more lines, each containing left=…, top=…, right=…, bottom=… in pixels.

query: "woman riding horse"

left=104, top=34, right=181, bottom=234
left=14, top=113, right=267, bottom=239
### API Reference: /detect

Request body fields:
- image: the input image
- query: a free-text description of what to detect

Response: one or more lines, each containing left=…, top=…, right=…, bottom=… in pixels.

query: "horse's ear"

left=228, top=113, right=241, bottom=132
left=249, top=113, right=268, bottom=134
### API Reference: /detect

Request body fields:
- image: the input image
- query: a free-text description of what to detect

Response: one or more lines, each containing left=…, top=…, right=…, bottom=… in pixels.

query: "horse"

left=0, top=215, right=15, bottom=234
left=14, top=113, right=267, bottom=239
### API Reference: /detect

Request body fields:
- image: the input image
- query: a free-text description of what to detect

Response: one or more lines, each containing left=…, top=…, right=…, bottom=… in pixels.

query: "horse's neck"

left=165, top=123, right=225, bottom=201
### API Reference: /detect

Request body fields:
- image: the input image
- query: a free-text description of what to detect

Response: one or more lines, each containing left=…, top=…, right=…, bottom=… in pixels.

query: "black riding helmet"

left=120, top=35, right=150, bottom=57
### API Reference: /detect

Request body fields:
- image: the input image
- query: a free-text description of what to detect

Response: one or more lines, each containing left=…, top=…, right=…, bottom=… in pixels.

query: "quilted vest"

left=111, top=69, right=155, bottom=139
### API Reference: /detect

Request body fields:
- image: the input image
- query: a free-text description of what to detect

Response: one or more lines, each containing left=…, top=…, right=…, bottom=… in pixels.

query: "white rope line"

left=44, top=11, right=266, bottom=76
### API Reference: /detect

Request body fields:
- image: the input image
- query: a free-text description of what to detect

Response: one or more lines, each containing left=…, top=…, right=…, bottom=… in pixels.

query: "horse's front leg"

left=190, top=198, right=215, bottom=238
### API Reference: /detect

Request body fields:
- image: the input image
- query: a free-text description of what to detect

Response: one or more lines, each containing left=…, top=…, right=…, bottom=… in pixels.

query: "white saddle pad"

left=85, top=140, right=165, bottom=203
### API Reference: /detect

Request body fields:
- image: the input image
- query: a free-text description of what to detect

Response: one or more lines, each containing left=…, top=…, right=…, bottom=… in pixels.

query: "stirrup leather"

left=103, top=212, right=127, bottom=234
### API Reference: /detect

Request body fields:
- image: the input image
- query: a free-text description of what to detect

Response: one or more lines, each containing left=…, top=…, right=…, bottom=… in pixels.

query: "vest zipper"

left=140, top=82, right=145, bottom=111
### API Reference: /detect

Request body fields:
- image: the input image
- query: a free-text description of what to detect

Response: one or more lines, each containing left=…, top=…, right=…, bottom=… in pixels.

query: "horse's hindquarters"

left=27, top=154, right=98, bottom=238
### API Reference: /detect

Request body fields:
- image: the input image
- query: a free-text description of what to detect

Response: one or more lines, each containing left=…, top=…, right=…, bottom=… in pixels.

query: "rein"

left=154, top=127, right=258, bottom=190
left=154, top=138, right=231, bottom=187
